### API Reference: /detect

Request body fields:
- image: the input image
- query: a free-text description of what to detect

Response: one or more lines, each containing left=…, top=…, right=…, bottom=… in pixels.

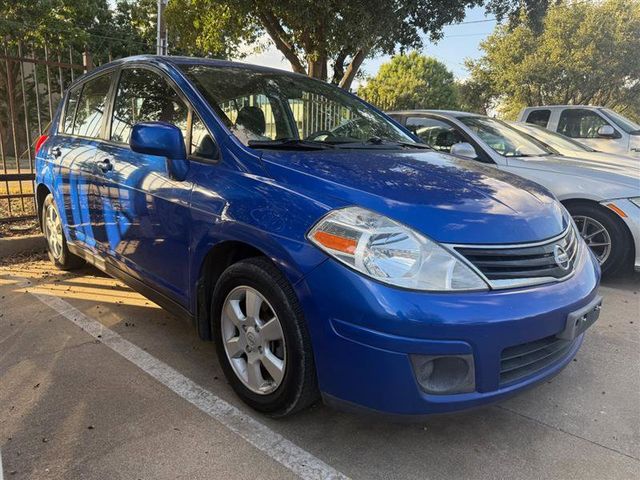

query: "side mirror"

left=597, top=125, right=616, bottom=138
left=450, top=142, right=478, bottom=159
left=130, top=122, right=189, bottom=180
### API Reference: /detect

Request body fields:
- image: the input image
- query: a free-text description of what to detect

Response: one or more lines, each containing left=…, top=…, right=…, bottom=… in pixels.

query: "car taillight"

left=34, top=134, right=48, bottom=155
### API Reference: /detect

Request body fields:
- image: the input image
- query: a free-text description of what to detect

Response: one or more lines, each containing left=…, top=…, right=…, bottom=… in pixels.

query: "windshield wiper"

left=330, top=137, right=432, bottom=150
left=248, top=138, right=335, bottom=150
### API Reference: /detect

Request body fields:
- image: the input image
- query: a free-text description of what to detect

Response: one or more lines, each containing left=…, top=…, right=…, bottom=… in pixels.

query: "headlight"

left=307, top=207, right=488, bottom=291
left=630, top=197, right=640, bottom=208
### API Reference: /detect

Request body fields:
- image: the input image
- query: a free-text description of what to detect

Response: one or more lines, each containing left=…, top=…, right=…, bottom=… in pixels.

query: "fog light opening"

left=411, top=354, right=475, bottom=395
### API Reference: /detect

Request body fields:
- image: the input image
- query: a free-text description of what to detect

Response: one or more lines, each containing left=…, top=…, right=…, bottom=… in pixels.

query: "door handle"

left=51, top=146, right=62, bottom=158
left=98, top=157, right=114, bottom=173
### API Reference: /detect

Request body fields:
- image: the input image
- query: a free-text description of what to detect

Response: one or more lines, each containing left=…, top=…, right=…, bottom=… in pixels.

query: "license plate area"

left=557, top=296, right=602, bottom=340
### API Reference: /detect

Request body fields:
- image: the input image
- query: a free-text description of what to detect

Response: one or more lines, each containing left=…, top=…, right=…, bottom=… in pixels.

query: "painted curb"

left=0, top=234, right=46, bottom=258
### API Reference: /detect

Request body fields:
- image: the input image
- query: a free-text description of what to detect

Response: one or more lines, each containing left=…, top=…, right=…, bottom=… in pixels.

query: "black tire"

left=566, top=202, right=632, bottom=277
left=42, top=194, right=85, bottom=270
left=212, top=257, right=319, bottom=417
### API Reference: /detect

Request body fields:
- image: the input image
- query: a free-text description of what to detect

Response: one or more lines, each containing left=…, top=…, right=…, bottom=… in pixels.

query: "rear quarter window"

left=62, top=86, right=82, bottom=133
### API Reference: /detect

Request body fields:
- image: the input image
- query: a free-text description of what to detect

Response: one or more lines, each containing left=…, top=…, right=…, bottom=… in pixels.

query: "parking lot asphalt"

left=1, top=255, right=639, bottom=480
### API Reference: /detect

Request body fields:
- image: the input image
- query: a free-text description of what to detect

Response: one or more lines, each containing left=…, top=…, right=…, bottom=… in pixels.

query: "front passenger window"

left=557, top=109, right=613, bottom=139
left=111, top=68, right=188, bottom=144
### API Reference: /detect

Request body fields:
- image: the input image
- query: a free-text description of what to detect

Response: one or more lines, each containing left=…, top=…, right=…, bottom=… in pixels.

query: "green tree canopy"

left=358, top=52, right=459, bottom=110
left=455, top=78, right=492, bottom=115
left=466, top=0, right=640, bottom=120
left=0, top=0, right=113, bottom=48
left=485, top=0, right=561, bottom=31
left=0, top=0, right=156, bottom=58
left=165, top=0, right=491, bottom=89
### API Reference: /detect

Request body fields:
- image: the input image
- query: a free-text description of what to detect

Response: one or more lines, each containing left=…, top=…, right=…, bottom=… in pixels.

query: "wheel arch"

left=35, top=183, right=52, bottom=231
left=561, top=197, right=635, bottom=270
left=194, top=240, right=276, bottom=341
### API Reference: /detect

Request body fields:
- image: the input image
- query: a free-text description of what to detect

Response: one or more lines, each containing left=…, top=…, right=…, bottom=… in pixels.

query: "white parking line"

left=0, top=447, right=4, bottom=480
left=31, top=291, right=349, bottom=480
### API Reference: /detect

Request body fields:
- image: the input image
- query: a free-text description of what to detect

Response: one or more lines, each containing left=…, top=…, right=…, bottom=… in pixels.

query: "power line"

left=441, top=32, right=493, bottom=38
left=447, top=18, right=497, bottom=26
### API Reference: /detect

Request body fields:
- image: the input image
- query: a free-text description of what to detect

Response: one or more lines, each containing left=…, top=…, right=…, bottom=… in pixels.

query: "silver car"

left=510, top=121, right=638, bottom=163
left=388, top=110, right=640, bottom=276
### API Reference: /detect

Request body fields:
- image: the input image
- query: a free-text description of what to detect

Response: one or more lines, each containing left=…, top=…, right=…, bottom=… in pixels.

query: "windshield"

left=599, top=108, right=640, bottom=133
left=513, top=123, right=594, bottom=152
left=180, top=64, right=418, bottom=148
left=458, top=116, right=552, bottom=157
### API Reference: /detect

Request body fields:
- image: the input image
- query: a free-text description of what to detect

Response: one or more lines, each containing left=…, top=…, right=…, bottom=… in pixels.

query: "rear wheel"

left=567, top=202, right=632, bottom=277
left=42, top=194, right=84, bottom=270
left=212, top=257, right=319, bottom=417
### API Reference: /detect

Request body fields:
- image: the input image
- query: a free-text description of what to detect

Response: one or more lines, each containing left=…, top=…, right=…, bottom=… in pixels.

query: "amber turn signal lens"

left=606, top=203, right=627, bottom=218
left=312, top=231, right=357, bottom=254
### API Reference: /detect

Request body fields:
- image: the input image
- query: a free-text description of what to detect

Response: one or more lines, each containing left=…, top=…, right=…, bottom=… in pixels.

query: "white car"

left=388, top=110, right=640, bottom=276
left=517, top=105, right=640, bottom=158
left=510, top=121, right=638, bottom=163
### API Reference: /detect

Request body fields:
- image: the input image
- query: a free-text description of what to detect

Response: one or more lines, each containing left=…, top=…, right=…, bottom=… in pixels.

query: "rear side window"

left=557, top=109, right=613, bottom=138
left=525, top=109, right=551, bottom=128
left=110, top=68, right=188, bottom=144
left=62, top=86, right=81, bottom=133
left=73, top=73, right=113, bottom=138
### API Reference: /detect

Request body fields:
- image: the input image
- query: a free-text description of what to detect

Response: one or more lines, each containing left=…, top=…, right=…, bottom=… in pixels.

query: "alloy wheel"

left=573, top=215, right=612, bottom=266
left=221, top=286, right=287, bottom=395
left=44, top=203, right=63, bottom=260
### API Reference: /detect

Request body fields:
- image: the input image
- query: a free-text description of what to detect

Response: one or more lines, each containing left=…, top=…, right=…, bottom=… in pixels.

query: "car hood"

left=260, top=149, right=568, bottom=244
left=510, top=154, right=640, bottom=191
left=557, top=149, right=638, bottom=164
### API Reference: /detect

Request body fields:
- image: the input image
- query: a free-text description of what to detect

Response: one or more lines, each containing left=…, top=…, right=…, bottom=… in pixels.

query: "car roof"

left=94, top=54, right=303, bottom=76
left=69, top=54, right=309, bottom=87
left=387, top=109, right=483, bottom=118
left=524, top=105, right=605, bottom=110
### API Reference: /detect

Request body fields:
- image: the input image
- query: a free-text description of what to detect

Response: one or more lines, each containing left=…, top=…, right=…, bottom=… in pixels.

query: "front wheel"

left=42, top=194, right=84, bottom=270
left=567, top=202, right=632, bottom=277
left=212, top=257, right=319, bottom=417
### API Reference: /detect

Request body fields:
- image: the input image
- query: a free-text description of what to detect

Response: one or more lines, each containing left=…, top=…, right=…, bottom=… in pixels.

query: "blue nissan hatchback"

left=35, top=56, right=602, bottom=418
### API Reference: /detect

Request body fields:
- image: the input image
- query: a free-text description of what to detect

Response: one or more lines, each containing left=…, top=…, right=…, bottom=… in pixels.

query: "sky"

left=237, top=6, right=497, bottom=83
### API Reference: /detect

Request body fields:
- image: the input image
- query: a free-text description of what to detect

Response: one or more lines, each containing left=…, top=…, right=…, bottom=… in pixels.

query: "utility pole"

left=156, top=0, right=169, bottom=55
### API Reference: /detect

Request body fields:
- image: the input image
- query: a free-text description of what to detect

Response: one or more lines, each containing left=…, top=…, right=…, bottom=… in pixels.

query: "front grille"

left=454, top=226, right=579, bottom=289
left=500, top=335, right=577, bottom=385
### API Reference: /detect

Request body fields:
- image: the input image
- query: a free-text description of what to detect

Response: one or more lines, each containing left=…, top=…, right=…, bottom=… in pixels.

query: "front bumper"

left=602, top=199, right=640, bottom=271
left=297, top=239, right=601, bottom=417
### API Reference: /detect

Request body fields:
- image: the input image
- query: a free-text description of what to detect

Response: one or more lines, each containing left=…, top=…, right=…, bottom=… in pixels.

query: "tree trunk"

left=307, top=52, right=327, bottom=81
left=257, top=11, right=306, bottom=75
left=339, top=48, right=368, bottom=90
left=331, top=49, right=348, bottom=85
